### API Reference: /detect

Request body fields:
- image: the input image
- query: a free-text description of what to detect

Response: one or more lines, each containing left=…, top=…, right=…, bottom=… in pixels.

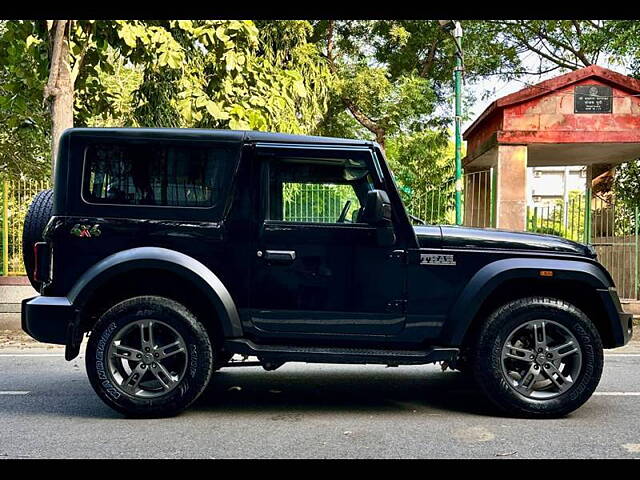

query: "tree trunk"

left=45, top=20, right=74, bottom=182
left=375, top=130, right=385, bottom=151
left=326, top=20, right=386, bottom=151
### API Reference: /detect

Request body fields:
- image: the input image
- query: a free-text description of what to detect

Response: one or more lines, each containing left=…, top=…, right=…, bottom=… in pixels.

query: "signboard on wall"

left=574, top=85, right=613, bottom=113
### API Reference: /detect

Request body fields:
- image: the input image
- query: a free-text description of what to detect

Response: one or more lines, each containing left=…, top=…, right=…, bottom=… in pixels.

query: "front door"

left=248, top=144, right=407, bottom=340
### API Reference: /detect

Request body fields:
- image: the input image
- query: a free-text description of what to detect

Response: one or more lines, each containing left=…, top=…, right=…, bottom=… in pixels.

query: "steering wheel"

left=337, top=200, right=352, bottom=223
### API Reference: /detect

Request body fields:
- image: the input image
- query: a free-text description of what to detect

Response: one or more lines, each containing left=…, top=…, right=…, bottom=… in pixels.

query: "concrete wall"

left=0, top=279, right=37, bottom=330
left=502, top=79, right=640, bottom=137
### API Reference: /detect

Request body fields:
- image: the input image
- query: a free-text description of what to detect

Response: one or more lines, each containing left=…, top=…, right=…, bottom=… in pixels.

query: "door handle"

left=258, top=250, right=296, bottom=263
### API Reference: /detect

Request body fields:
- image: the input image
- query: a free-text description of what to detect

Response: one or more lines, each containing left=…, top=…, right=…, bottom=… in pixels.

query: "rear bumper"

left=597, top=288, right=633, bottom=347
left=21, top=296, right=74, bottom=345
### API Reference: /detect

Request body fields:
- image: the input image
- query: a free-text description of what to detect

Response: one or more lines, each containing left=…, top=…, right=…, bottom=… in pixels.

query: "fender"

left=68, top=246, right=242, bottom=338
left=440, top=257, right=613, bottom=346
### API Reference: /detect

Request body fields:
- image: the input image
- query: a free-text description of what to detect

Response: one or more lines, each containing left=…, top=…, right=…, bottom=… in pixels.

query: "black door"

left=248, top=144, right=407, bottom=340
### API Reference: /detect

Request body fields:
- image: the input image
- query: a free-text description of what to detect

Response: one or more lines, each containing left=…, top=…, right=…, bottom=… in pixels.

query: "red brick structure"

left=463, top=65, right=640, bottom=231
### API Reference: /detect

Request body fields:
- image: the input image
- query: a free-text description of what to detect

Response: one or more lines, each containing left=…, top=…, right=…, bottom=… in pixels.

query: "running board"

left=224, top=339, right=459, bottom=366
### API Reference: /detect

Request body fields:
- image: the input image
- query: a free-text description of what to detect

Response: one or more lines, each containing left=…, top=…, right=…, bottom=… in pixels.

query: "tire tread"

left=22, top=188, right=53, bottom=288
left=86, top=295, right=214, bottom=418
left=472, top=296, right=603, bottom=418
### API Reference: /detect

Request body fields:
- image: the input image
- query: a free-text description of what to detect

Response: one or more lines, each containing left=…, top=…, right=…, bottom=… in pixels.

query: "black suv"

left=21, top=128, right=632, bottom=418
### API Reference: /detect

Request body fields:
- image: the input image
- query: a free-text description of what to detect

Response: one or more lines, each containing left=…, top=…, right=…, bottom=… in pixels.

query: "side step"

left=224, top=339, right=459, bottom=366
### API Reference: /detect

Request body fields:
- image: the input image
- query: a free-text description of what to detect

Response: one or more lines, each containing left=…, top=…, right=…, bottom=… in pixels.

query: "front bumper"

left=21, top=296, right=75, bottom=345
left=597, top=288, right=633, bottom=347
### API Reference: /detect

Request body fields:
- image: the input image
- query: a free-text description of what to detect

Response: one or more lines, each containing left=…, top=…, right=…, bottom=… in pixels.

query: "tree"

left=43, top=21, right=73, bottom=172
left=476, top=20, right=640, bottom=79
left=0, top=20, right=333, bottom=180
left=479, top=20, right=612, bottom=77
left=614, top=159, right=640, bottom=208
left=0, top=21, right=50, bottom=179
left=313, top=20, right=521, bottom=147
left=385, top=130, right=456, bottom=222
left=319, top=20, right=439, bottom=148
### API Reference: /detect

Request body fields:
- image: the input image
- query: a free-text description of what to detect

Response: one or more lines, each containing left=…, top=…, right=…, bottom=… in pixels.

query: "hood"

left=414, top=225, right=596, bottom=258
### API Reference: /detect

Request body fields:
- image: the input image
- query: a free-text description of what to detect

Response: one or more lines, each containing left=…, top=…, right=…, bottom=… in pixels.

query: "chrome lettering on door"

left=420, top=254, right=456, bottom=266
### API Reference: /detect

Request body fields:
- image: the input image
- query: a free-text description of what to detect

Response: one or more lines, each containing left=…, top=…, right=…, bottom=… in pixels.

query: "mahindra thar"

left=21, top=128, right=632, bottom=418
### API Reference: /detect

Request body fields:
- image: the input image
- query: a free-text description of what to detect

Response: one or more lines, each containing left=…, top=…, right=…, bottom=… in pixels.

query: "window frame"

left=68, top=135, right=242, bottom=222
left=256, top=144, right=383, bottom=228
left=80, top=140, right=235, bottom=211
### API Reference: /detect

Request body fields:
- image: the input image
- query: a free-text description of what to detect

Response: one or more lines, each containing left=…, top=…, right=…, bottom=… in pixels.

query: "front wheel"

left=86, top=296, right=214, bottom=418
left=472, top=297, right=603, bottom=418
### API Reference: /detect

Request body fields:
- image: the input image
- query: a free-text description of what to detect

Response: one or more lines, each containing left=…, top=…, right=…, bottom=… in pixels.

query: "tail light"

left=33, top=242, right=51, bottom=283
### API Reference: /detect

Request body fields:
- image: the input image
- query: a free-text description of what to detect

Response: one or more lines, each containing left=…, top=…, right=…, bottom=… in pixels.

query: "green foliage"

left=385, top=130, right=455, bottom=223
left=5, top=18, right=640, bottom=195
left=315, top=95, right=370, bottom=140
left=85, top=55, right=142, bottom=128
left=614, top=159, right=640, bottom=208
left=527, top=192, right=586, bottom=241
left=0, top=21, right=50, bottom=179
left=128, top=20, right=332, bottom=134
left=385, top=130, right=453, bottom=193
left=367, top=20, right=521, bottom=86
left=337, top=66, right=437, bottom=137
left=480, top=20, right=640, bottom=79
left=311, top=19, right=521, bottom=144
left=0, top=19, right=333, bottom=181
left=610, top=160, right=640, bottom=237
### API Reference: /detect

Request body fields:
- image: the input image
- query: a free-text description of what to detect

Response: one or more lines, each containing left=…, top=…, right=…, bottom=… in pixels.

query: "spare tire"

left=22, top=189, right=53, bottom=289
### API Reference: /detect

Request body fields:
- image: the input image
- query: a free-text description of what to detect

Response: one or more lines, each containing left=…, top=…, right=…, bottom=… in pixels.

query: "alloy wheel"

left=500, top=319, right=582, bottom=399
left=106, top=319, right=188, bottom=398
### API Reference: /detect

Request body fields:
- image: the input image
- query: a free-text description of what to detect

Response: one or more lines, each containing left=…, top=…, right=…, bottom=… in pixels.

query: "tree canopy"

left=2, top=19, right=640, bottom=201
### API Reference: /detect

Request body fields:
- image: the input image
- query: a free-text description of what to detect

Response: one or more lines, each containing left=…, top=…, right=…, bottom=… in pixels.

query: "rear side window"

left=83, top=142, right=236, bottom=210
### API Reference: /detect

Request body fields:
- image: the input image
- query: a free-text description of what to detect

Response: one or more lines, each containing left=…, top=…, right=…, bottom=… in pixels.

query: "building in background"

left=528, top=166, right=586, bottom=207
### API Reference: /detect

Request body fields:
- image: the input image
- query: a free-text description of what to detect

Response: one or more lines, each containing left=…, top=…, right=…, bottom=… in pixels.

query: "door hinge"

left=386, top=299, right=407, bottom=313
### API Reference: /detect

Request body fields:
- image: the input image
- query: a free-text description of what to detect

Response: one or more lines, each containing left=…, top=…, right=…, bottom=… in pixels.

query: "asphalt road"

left=1, top=348, right=640, bottom=459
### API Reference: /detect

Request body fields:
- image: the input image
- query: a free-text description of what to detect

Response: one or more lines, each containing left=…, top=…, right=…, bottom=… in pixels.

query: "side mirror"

left=361, top=189, right=395, bottom=246
left=361, top=189, right=392, bottom=225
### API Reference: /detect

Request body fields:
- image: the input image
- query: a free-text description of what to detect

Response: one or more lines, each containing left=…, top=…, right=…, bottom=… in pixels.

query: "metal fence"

left=527, top=196, right=587, bottom=243
left=524, top=192, right=639, bottom=299
left=283, top=183, right=358, bottom=223
left=401, top=171, right=492, bottom=227
left=403, top=169, right=640, bottom=301
left=1, top=175, right=639, bottom=300
left=587, top=195, right=638, bottom=300
left=401, top=179, right=457, bottom=225
left=0, top=179, right=51, bottom=276
left=463, top=170, right=493, bottom=228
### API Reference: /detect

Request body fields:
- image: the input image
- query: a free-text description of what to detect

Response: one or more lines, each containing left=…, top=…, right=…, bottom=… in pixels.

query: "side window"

left=267, top=154, right=375, bottom=224
left=82, top=142, right=236, bottom=213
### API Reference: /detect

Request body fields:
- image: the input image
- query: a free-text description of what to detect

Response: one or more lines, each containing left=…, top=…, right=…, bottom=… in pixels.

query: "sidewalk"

left=0, top=330, right=63, bottom=351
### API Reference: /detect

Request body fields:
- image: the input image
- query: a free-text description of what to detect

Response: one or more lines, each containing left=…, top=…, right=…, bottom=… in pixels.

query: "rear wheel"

left=86, top=296, right=213, bottom=418
left=472, top=297, right=603, bottom=418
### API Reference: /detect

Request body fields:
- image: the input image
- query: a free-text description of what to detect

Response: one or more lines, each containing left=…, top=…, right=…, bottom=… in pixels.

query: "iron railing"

left=0, top=179, right=50, bottom=276
left=1, top=176, right=638, bottom=300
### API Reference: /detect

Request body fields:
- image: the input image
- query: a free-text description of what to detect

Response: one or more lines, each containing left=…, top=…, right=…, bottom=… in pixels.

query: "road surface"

left=0, top=344, right=639, bottom=459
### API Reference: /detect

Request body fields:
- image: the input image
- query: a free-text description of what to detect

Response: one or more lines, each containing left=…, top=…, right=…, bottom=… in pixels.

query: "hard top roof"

left=65, top=127, right=376, bottom=147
